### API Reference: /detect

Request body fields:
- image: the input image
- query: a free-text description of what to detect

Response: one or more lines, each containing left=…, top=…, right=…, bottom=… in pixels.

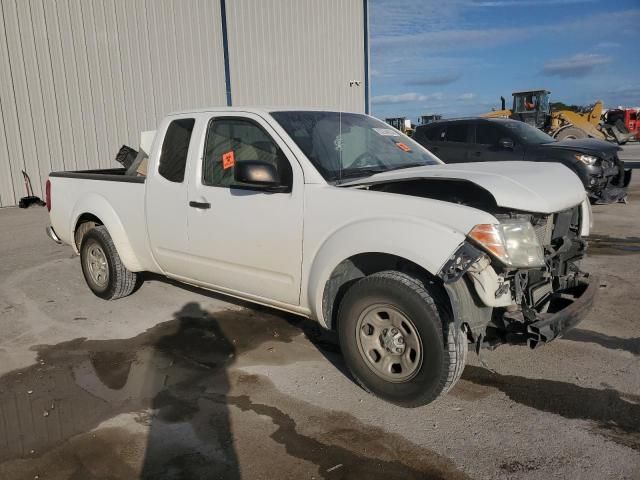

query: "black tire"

left=80, top=225, right=139, bottom=300
left=337, top=271, right=467, bottom=407
left=555, top=126, right=587, bottom=141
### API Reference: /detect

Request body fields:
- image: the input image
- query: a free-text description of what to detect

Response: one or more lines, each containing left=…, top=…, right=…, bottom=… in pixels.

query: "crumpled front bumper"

left=525, top=274, right=597, bottom=348
left=592, top=185, right=627, bottom=204
left=588, top=164, right=631, bottom=204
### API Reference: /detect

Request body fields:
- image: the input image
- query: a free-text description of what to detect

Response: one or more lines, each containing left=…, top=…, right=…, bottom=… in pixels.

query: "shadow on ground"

left=461, top=366, right=640, bottom=451
left=0, top=300, right=467, bottom=479
left=562, top=328, right=640, bottom=355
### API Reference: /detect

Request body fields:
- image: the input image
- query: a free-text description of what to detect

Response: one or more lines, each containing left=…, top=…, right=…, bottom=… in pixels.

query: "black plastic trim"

left=220, top=0, right=232, bottom=106
left=526, top=275, right=596, bottom=348
left=49, top=169, right=145, bottom=183
left=363, top=0, right=370, bottom=114
left=438, top=242, right=484, bottom=284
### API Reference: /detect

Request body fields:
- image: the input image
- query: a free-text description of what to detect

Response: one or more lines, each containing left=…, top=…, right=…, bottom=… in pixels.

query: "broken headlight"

left=575, top=154, right=598, bottom=165
left=468, top=221, right=545, bottom=268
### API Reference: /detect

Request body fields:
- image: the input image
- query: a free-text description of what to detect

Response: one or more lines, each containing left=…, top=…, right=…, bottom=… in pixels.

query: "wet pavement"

left=0, top=304, right=465, bottom=480
left=587, top=235, right=640, bottom=255
left=1, top=175, right=639, bottom=479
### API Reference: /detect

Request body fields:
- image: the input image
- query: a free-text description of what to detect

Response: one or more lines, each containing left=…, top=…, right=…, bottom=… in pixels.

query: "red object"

left=222, top=150, right=235, bottom=169
left=45, top=179, right=51, bottom=211
left=395, top=142, right=412, bottom=152
left=606, top=108, right=639, bottom=140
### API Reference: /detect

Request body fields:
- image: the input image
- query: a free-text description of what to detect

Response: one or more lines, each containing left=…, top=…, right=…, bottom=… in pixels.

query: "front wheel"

left=555, top=126, right=587, bottom=141
left=80, top=226, right=139, bottom=300
left=337, top=271, right=467, bottom=407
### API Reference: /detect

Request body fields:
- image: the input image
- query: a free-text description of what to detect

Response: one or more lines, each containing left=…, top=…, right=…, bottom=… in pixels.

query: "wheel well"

left=74, top=213, right=103, bottom=250
left=321, top=253, right=449, bottom=330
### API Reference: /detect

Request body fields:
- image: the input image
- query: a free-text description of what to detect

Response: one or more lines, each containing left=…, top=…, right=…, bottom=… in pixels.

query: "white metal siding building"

left=0, top=0, right=369, bottom=207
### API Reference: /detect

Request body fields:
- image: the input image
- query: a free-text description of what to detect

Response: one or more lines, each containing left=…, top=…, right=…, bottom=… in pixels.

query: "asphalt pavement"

left=620, top=143, right=640, bottom=168
left=0, top=173, right=638, bottom=479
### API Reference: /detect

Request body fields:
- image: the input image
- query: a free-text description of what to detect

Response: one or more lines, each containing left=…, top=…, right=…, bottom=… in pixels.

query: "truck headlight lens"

left=469, top=221, right=545, bottom=267
left=575, top=154, right=598, bottom=165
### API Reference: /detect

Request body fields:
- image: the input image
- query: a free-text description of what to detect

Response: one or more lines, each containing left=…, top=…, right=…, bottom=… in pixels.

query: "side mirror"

left=498, top=138, right=514, bottom=150
left=233, top=160, right=287, bottom=192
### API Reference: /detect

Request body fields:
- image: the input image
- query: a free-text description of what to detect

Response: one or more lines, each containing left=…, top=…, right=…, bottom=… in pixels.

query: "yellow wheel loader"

left=483, top=89, right=635, bottom=145
left=385, top=117, right=415, bottom=136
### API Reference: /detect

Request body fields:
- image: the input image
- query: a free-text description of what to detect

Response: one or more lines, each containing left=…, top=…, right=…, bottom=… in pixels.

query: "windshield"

left=502, top=121, right=556, bottom=145
left=270, top=111, right=440, bottom=183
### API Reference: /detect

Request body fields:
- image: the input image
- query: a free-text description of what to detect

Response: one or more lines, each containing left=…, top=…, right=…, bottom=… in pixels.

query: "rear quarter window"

left=415, top=125, right=444, bottom=142
left=158, top=118, right=195, bottom=183
left=444, top=124, right=469, bottom=143
left=476, top=123, right=503, bottom=145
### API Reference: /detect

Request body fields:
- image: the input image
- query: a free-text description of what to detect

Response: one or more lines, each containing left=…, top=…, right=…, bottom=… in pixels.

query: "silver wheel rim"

left=85, top=240, right=109, bottom=288
left=355, top=304, right=423, bottom=382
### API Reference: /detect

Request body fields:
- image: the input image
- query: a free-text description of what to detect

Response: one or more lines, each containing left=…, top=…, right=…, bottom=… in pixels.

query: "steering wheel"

left=349, top=151, right=383, bottom=169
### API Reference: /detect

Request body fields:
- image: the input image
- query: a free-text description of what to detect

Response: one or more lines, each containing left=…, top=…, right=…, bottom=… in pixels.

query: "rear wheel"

left=80, top=226, right=139, bottom=300
left=555, top=126, right=587, bottom=141
left=337, top=271, right=467, bottom=407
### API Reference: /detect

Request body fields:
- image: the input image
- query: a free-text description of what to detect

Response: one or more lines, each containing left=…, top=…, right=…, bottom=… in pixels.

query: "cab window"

left=202, top=118, right=292, bottom=190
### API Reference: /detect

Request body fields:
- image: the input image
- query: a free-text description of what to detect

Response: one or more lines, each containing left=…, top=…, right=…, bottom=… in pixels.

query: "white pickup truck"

left=46, top=108, right=596, bottom=406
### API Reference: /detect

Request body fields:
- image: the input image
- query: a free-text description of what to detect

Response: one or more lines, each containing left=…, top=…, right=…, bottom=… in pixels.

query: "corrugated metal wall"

left=0, top=0, right=227, bottom=207
left=0, top=0, right=367, bottom=207
left=225, top=0, right=365, bottom=112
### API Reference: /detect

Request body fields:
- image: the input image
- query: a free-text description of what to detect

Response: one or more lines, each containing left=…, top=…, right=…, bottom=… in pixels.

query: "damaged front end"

left=439, top=205, right=596, bottom=350
left=586, top=155, right=630, bottom=204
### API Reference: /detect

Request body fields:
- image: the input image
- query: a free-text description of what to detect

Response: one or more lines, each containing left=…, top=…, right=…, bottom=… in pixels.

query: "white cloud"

left=457, top=93, right=476, bottom=100
left=371, top=27, right=522, bottom=53
left=542, top=53, right=611, bottom=77
left=370, top=7, right=640, bottom=55
left=470, top=0, right=595, bottom=6
left=594, top=41, right=621, bottom=49
left=406, top=73, right=462, bottom=86
left=372, top=92, right=444, bottom=105
left=372, top=92, right=427, bottom=104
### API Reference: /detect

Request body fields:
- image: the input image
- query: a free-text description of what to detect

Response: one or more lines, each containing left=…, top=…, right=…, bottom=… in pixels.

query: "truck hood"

left=341, top=161, right=586, bottom=214
left=543, top=138, right=621, bottom=157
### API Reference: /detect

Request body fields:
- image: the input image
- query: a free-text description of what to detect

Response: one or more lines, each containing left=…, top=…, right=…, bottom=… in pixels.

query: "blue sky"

left=369, top=0, right=640, bottom=122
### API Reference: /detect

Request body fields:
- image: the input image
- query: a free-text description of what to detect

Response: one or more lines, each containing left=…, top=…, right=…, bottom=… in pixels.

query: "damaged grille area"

left=533, top=214, right=553, bottom=247
left=525, top=208, right=584, bottom=306
left=485, top=205, right=588, bottom=348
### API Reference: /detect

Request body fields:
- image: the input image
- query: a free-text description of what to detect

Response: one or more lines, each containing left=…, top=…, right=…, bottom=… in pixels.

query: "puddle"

left=0, top=304, right=314, bottom=463
left=0, top=302, right=466, bottom=479
left=587, top=235, right=640, bottom=255
left=461, top=366, right=640, bottom=451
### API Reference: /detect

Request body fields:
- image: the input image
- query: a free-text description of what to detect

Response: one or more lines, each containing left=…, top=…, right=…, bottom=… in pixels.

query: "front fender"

left=70, top=193, right=144, bottom=272
left=305, top=216, right=466, bottom=328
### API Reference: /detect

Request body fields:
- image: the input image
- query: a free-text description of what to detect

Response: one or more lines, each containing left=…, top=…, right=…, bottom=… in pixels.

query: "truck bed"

left=49, top=168, right=145, bottom=183
left=47, top=168, right=152, bottom=271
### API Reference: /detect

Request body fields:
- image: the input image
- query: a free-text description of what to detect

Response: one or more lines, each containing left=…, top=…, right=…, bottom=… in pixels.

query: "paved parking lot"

left=0, top=174, right=638, bottom=479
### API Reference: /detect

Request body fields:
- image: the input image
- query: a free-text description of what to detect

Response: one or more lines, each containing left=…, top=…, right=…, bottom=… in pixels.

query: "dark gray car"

left=412, top=118, right=630, bottom=204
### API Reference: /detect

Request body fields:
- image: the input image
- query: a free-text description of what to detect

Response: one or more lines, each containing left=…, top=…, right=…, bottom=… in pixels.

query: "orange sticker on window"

left=395, top=142, right=412, bottom=152
left=222, top=150, right=235, bottom=169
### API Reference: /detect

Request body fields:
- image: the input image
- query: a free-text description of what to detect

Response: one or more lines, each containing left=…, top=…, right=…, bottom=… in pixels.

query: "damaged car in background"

left=46, top=108, right=595, bottom=407
left=413, top=117, right=631, bottom=204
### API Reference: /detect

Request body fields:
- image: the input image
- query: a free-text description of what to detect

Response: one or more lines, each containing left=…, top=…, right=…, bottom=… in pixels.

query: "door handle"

left=473, top=151, right=482, bottom=157
left=189, top=201, right=211, bottom=209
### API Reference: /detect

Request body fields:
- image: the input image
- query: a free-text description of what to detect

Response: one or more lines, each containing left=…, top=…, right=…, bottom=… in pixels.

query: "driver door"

left=184, top=112, right=304, bottom=306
